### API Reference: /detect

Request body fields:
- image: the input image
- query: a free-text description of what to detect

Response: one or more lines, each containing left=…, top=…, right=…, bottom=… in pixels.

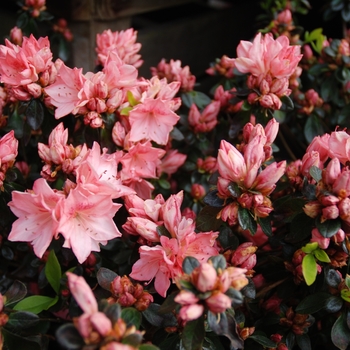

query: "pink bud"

left=338, top=198, right=350, bottom=223
left=270, top=78, right=289, bottom=96
left=205, top=292, right=232, bottom=314
left=322, top=205, right=339, bottom=220
left=9, top=26, right=23, bottom=45
left=303, top=201, right=322, bottom=218
left=190, top=184, right=206, bottom=200
left=310, top=228, right=330, bottom=249
left=179, top=304, right=204, bottom=321
left=323, top=158, right=341, bottom=186
left=175, top=290, right=199, bottom=305
left=194, top=263, right=218, bottom=293
left=90, top=312, right=112, bottom=336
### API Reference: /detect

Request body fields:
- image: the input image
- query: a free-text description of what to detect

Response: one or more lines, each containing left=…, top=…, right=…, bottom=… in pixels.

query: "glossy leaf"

left=196, top=205, right=222, bottom=231
left=4, top=280, right=27, bottom=306
left=302, top=254, right=317, bottom=286
left=182, top=315, right=205, bottom=350
left=316, top=217, right=341, bottom=238
left=97, top=267, right=118, bottom=291
left=182, top=256, right=200, bottom=274
left=56, top=323, right=85, bottom=350
left=13, top=295, right=59, bottom=314
left=331, top=313, right=350, bottom=350
left=314, top=249, right=331, bottom=263
left=7, top=311, right=39, bottom=330
left=26, top=99, right=44, bottom=130
left=238, top=207, right=257, bottom=234
left=45, top=250, right=61, bottom=294
left=121, top=307, right=142, bottom=328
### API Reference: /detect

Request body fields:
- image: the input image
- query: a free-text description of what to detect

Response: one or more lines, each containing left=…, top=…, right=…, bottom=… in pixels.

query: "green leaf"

left=45, top=250, right=61, bottom=294
left=309, top=166, right=322, bottom=182
left=208, top=255, right=227, bottom=271
left=341, top=289, right=350, bottom=302
left=13, top=295, right=58, bottom=314
left=7, top=311, right=39, bottom=330
left=304, top=114, right=325, bottom=144
left=196, top=205, right=222, bottom=231
left=2, top=328, right=44, bottom=350
left=316, top=217, right=341, bottom=238
left=331, top=313, right=350, bottom=350
left=249, top=334, right=277, bottom=347
left=127, top=91, right=138, bottom=107
left=296, top=292, right=341, bottom=314
left=26, top=99, right=44, bottom=130
left=301, top=242, right=318, bottom=254
left=302, top=254, right=317, bottom=286
left=280, top=94, right=294, bottom=109
left=139, top=345, right=160, bottom=350
left=121, top=307, right=142, bottom=328
left=346, top=275, right=350, bottom=289
left=142, top=303, right=177, bottom=328
left=238, top=207, right=257, bottom=234
left=97, top=267, right=118, bottom=290
left=4, top=280, right=27, bottom=306
left=58, top=37, right=69, bottom=61
left=258, top=216, right=272, bottom=236
left=182, top=256, right=200, bottom=274
left=218, top=226, right=239, bottom=250
left=181, top=315, right=205, bottom=350
left=56, top=323, right=85, bottom=350
left=324, top=268, right=342, bottom=288
left=313, top=249, right=331, bottom=263
left=296, top=334, right=311, bottom=350
left=158, top=178, right=171, bottom=189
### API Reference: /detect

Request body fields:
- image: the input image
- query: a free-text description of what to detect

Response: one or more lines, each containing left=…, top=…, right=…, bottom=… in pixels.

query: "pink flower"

left=194, top=262, right=218, bottom=292
left=178, top=304, right=204, bottom=322
left=56, top=185, right=123, bottom=263
left=119, top=141, right=165, bottom=181
left=128, top=98, right=180, bottom=145
left=96, top=28, right=143, bottom=68
left=188, top=101, right=220, bottom=133
left=310, top=228, right=330, bottom=249
left=8, top=178, right=65, bottom=258
left=0, top=130, right=18, bottom=168
left=150, top=58, right=196, bottom=92
left=44, top=63, right=86, bottom=118
left=205, top=292, right=232, bottom=314
left=157, top=149, right=187, bottom=176
left=328, top=130, right=350, bottom=164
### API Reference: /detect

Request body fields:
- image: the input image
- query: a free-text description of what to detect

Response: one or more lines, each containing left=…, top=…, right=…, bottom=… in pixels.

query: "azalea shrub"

left=2, top=0, right=350, bottom=349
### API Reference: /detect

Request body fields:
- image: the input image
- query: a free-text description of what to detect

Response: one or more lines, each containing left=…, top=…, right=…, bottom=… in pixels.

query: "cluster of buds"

left=224, top=242, right=257, bottom=276
left=284, top=248, right=322, bottom=284
left=197, top=156, right=218, bottom=174
left=22, top=0, right=46, bottom=18
left=268, top=333, right=288, bottom=350
left=206, top=55, right=236, bottom=78
left=174, top=256, right=248, bottom=322
left=150, top=58, right=196, bottom=92
left=108, top=275, right=153, bottom=312
left=216, top=119, right=285, bottom=226
left=213, top=85, right=243, bottom=113
left=188, top=101, right=220, bottom=133
left=67, top=273, right=146, bottom=349
left=321, top=38, right=350, bottom=67
left=295, top=89, right=323, bottom=115
left=269, top=9, right=299, bottom=44
left=52, top=19, right=74, bottom=42
left=279, top=307, right=315, bottom=335
left=37, top=122, right=87, bottom=181
left=0, top=130, right=18, bottom=191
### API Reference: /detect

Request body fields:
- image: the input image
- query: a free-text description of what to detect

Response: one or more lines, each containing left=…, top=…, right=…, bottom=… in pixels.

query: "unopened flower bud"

left=205, top=291, right=232, bottom=314
left=194, top=263, right=217, bottom=293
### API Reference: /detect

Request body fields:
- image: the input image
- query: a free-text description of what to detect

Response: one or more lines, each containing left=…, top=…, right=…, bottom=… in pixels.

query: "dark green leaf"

left=208, top=255, right=226, bottom=271
left=7, top=311, right=39, bottom=330
left=227, top=183, right=241, bottom=198
left=139, top=345, right=160, bottom=350
left=304, top=114, right=325, bottom=144
left=13, top=295, right=58, bottom=314
left=182, top=256, right=200, bottom=274
left=316, top=217, right=341, bottom=238
left=4, top=280, right=27, bottom=306
left=196, top=205, right=222, bottom=231
left=158, top=292, right=178, bottom=314
left=249, top=334, right=277, bottom=347
left=241, top=278, right=256, bottom=299
left=104, top=303, right=121, bottom=323
left=158, top=178, right=171, bottom=189
left=97, top=267, right=118, bottom=291
left=123, top=333, right=143, bottom=347
left=26, top=99, right=44, bottom=130
left=182, top=315, right=205, bottom=350
left=56, top=323, right=85, bottom=350
left=281, top=95, right=294, bottom=109
left=296, top=292, right=337, bottom=314
left=2, top=328, right=42, bottom=350
left=257, top=216, right=272, bottom=236
left=331, top=313, right=350, bottom=350
left=121, top=307, right=142, bottom=328
left=286, top=213, right=314, bottom=243
left=58, top=37, right=69, bottom=61
left=325, top=267, right=342, bottom=288
left=225, top=287, right=244, bottom=307
left=296, top=334, right=311, bottom=350
left=207, top=311, right=228, bottom=334
left=143, top=303, right=177, bottom=328
left=203, top=190, right=225, bottom=207
left=302, top=254, right=317, bottom=286
left=238, top=207, right=257, bottom=234
left=309, top=166, right=322, bottom=182
left=16, top=12, right=29, bottom=28
left=218, top=226, right=239, bottom=250
left=45, top=250, right=61, bottom=294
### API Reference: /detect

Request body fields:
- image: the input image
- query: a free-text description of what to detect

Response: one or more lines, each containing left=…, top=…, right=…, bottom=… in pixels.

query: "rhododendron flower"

left=128, top=98, right=180, bottom=145
left=8, top=178, right=65, bottom=257
left=129, top=192, right=219, bottom=297
left=188, top=101, right=220, bottom=133
left=157, top=149, right=187, bottom=176
left=56, top=185, right=123, bottom=263
left=96, top=28, right=143, bottom=68
left=0, top=35, right=53, bottom=98
left=150, top=58, right=196, bottom=92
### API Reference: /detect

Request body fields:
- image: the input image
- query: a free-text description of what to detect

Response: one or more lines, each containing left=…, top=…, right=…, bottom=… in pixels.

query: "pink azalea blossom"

left=188, top=101, right=220, bottom=133
left=56, top=185, right=123, bottom=263
left=44, top=62, right=86, bottom=118
left=157, top=149, right=187, bottom=176
left=96, top=28, right=143, bottom=68
left=129, top=192, right=219, bottom=297
left=328, top=130, right=350, bottom=165
left=128, top=98, right=180, bottom=145
left=8, top=178, right=65, bottom=257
